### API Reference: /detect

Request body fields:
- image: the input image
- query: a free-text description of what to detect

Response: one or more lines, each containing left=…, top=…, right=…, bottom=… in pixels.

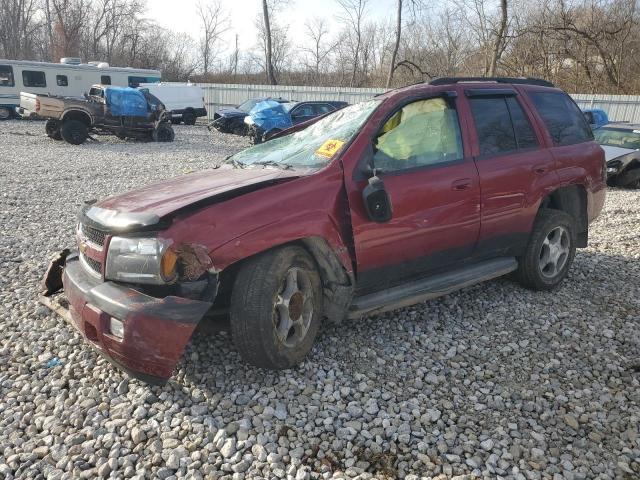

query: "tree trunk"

left=386, top=0, right=402, bottom=88
left=262, top=0, right=277, bottom=85
left=488, top=0, right=507, bottom=76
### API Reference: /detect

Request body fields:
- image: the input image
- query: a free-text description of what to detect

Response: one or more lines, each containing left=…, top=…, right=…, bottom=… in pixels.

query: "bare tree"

left=488, top=0, right=508, bottom=75
left=262, top=0, right=277, bottom=84
left=337, top=0, right=369, bottom=87
left=197, top=1, right=228, bottom=75
left=385, top=0, right=425, bottom=87
left=302, top=18, right=336, bottom=79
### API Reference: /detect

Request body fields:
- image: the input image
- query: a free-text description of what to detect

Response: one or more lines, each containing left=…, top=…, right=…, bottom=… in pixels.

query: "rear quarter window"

left=530, top=92, right=593, bottom=146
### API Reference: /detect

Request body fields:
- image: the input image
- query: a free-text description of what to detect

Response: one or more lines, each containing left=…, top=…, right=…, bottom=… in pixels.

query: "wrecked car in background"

left=594, top=123, right=640, bottom=188
left=20, top=84, right=174, bottom=145
left=41, top=77, right=605, bottom=383
left=244, top=99, right=293, bottom=143
left=246, top=100, right=350, bottom=143
left=210, top=97, right=289, bottom=135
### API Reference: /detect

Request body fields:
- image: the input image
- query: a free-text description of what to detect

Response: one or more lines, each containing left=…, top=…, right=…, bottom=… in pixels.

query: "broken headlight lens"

left=105, top=236, right=176, bottom=285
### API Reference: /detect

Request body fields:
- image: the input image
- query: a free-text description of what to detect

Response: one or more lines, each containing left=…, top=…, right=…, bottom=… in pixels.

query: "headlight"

left=105, top=236, right=177, bottom=284
left=244, top=116, right=254, bottom=125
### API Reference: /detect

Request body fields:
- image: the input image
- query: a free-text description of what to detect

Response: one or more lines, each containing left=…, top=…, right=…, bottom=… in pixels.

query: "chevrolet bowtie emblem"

left=79, top=241, right=88, bottom=254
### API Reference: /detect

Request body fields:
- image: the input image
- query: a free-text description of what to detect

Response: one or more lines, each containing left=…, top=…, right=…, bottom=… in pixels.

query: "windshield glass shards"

left=230, top=100, right=381, bottom=170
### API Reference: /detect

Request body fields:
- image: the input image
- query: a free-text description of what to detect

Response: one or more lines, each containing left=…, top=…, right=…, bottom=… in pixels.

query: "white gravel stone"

left=1, top=120, right=639, bottom=479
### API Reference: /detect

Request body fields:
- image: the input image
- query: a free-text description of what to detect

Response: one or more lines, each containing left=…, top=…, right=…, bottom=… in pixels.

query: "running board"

left=348, top=257, right=518, bottom=319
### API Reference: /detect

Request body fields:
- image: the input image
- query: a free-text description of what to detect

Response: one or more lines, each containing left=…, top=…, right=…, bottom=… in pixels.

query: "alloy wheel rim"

left=273, top=267, right=313, bottom=348
left=538, top=226, right=570, bottom=278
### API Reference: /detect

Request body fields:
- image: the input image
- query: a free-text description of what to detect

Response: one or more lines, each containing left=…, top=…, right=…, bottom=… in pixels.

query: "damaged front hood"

left=216, top=108, right=247, bottom=118
left=601, top=145, right=636, bottom=162
left=91, top=167, right=301, bottom=229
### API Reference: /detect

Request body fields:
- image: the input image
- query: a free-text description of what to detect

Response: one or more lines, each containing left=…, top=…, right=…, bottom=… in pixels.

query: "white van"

left=138, top=83, right=207, bottom=125
left=0, top=58, right=161, bottom=119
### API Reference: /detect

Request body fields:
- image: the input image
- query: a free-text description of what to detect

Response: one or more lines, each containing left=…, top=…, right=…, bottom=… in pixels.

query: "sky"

left=146, top=0, right=392, bottom=56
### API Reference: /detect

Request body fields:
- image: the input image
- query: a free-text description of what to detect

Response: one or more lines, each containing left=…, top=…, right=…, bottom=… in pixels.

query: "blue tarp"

left=104, top=87, right=148, bottom=117
left=248, top=100, right=292, bottom=132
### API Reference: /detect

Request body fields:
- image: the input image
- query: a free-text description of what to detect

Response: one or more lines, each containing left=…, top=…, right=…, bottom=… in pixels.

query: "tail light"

left=35, top=98, right=40, bottom=113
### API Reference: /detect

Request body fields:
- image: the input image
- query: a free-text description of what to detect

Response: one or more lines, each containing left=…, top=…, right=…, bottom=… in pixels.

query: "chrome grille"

left=81, top=253, right=102, bottom=275
left=80, top=223, right=106, bottom=247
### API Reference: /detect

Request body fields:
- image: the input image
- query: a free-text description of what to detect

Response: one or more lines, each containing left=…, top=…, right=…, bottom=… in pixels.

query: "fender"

left=61, top=107, right=93, bottom=125
left=210, top=209, right=354, bottom=276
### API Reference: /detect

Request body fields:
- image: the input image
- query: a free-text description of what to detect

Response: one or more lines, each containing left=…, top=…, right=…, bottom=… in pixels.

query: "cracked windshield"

left=230, top=100, right=381, bottom=169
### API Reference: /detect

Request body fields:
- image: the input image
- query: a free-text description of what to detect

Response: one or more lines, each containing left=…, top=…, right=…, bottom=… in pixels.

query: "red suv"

left=42, top=77, right=606, bottom=383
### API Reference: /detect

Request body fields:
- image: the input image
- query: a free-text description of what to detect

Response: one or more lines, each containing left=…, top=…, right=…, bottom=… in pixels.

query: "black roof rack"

left=428, top=77, right=555, bottom=88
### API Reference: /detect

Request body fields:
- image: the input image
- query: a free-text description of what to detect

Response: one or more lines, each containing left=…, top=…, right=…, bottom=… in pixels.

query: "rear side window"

left=56, top=75, right=68, bottom=86
left=101, top=75, right=111, bottom=85
left=22, top=70, right=46, bottom=87
left=470, top=96, right=539, bottom=155
left=530, top=92, right=593, bottom=145
left=0, top=65, right=14, bottom=86
left=315, top=104, right=333, bottom=114
left=506, top=97, right=538, bottom=149
left=470, top=98, right=516, bottom=155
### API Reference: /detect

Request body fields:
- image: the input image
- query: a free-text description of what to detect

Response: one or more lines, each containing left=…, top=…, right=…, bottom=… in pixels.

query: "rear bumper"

left=52, top=253, right=212, bottom=383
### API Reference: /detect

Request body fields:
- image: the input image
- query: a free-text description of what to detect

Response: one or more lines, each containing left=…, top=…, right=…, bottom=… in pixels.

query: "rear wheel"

left=60, top=120, right=88, bottom=145
left=182, top=111, right=196, bottom=125
left=152, top=123, right=175, bottom=142
left=516, top=209, right=576, bottom=290
left=45, top=119, right=62, bottom=140
left=0, top=107, right=11, bottom=120
left=230, top=246, right=323, bottom=369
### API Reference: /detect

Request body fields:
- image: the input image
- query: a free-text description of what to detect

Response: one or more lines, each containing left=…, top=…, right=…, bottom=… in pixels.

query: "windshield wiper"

left=251, top=160, right=292, bottom=170
left=217, top=156, right=246, bottom=169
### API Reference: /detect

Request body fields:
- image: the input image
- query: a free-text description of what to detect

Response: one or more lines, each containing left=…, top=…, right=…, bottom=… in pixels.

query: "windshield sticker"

left=316, top=139, right=345, bottom=158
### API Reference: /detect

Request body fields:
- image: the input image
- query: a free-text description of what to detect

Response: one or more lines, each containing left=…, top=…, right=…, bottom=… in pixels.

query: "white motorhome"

left=138, top=83, right=207, bottom=125
left=0, top=58, right=161, bottom=119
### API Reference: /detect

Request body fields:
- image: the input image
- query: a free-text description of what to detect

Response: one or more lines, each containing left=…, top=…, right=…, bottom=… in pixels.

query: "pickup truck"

left=41, top=77, right=606, bottom=384
left=20, top=84, right=174, bottom=145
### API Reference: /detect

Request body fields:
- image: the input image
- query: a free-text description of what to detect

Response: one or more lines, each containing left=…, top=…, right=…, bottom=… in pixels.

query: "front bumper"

left=43, top=252, right=212, bottom=383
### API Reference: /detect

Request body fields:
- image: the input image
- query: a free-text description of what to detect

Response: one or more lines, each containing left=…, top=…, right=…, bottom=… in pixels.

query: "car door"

left=290, top=104, right=316, bottom=124
left=348, top=93, right=481, bottom=294
left=461, top=88, right=557, bottom=258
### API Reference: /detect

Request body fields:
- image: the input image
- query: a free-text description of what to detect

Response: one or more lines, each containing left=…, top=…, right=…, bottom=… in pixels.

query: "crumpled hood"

left=96, top=167, right=301, bottom=220
left=216, top=108, right=247, bottom=118
left=601, top=144, right=636, bottom=162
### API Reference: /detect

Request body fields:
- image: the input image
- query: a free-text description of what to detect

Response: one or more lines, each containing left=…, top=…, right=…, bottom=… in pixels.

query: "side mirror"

left=362, top=174, right=392, bottom=223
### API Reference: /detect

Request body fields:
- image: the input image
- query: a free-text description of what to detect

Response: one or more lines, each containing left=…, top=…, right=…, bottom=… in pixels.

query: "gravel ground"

left=0, top=119, right=639, bottom=480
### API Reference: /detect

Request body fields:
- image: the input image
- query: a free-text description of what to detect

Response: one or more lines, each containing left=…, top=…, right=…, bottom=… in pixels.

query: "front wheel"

left=152, top=123, right=175, bottom=142
left=230, top=246, right=323, bottom=369
left=516, top=209, right=576, bottom=291
left=182, top=111, right=196, bottom=125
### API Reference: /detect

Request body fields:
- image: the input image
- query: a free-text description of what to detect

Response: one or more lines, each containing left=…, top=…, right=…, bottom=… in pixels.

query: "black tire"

left=0, top=107, right=11, bottom=120
left=45, top=119, right=62, bottom=140
left=182, top=111, right=196, bottom=125
left=152, top=124, right=175, bottom=142
left=616, top=168, right=640, bottom=189
left=516, top=209, right=576, bottom=291
left=230, top=246, right=323, bottom=369
left=60, top=120, right=88, bottom=145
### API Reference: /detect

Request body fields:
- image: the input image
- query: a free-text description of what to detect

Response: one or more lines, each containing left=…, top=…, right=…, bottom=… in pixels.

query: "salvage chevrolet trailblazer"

left=42, top=77, right=606, bottom=383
